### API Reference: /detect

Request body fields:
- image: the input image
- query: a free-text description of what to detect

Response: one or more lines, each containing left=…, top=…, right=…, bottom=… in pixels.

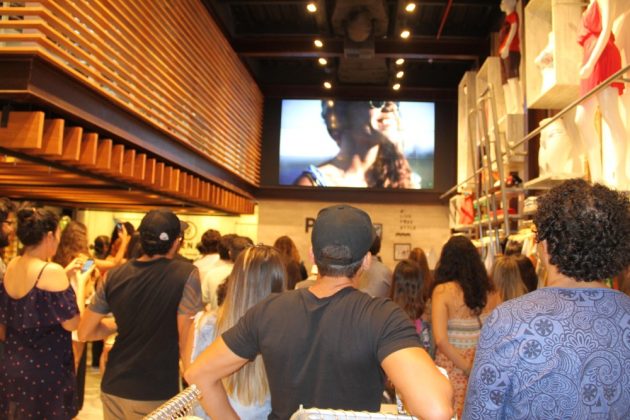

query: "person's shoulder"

left=433, top=281, right=458, bottom=296
left=342, top=288, right=399, bottom=312
left=244, top=290, right=299, bottom=318
left=372, top=257, right=391, bottom=272
left=36, top=262, right=70, bottom=292
left=106, top=258, right=135, bottom=277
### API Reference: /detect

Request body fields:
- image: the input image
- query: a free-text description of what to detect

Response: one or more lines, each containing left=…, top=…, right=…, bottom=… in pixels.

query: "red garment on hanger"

left=578, top=0, right=625, bottom=96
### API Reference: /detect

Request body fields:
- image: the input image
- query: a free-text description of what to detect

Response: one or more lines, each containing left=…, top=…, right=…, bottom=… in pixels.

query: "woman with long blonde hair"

left=185, top=245, right=286, bottom=419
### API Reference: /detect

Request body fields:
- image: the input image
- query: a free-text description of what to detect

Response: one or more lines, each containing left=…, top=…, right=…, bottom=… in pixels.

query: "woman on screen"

left=294, top=100, right=421, bottom=188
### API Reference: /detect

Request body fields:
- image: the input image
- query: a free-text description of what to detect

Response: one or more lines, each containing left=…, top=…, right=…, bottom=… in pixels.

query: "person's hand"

left=118, top=224, right=130, bottom=243
left=500, top=45, right=509, bottom=59
left=64, top=257, right=83, bottom=276
left=462, top=363, right=473, bottom=377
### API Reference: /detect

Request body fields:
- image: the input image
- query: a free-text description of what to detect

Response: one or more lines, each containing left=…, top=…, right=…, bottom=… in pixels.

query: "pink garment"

left=578, top=0, right=625, bottom=96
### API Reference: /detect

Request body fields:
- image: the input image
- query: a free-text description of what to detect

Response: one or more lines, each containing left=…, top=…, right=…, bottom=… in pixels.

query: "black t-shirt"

left=223, top=287, right=420, bottom=420
left=96, top=258, right=198, bottom=400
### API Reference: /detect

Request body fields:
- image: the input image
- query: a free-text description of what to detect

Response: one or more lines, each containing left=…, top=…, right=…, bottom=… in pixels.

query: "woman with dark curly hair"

left=431, top=235, right=497, bottom=417
left=464, top=179, right=630, bottom=419
left=294, top=100, right=421, bottom=188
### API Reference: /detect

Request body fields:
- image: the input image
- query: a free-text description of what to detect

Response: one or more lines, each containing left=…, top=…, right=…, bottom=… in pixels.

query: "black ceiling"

left=203, top=0, right=504, bottom=99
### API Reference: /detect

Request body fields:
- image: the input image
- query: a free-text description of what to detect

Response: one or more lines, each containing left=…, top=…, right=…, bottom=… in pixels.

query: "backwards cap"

left=311, top=204, right=375, bottom=265
left=139, top=210, right=181, bottom=245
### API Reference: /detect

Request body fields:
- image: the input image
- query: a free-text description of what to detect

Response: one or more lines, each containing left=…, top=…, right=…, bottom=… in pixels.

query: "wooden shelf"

left=524, top=174, right=583, bottom=190
left=525, top=0, right=583, bottom=109
left=452, top=224, right=478, bottom=232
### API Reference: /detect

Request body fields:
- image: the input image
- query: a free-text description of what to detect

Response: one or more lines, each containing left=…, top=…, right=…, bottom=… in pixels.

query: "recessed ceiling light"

left=395, top=58, right=405, bottom=65
left=400, top=30, right=410, bottom=39
left=314, top=39, right=323, bottom=48
left=323, top=81, right=332, bottom=89
left=318, top=57, right=328, bottom=65
left=306, top=3, right=317, bottom=13
left=396, top=71, right=404, bottom=79
left=393, top=83, right=401, bottom=90
left=405, top=3, right=416, bottom=12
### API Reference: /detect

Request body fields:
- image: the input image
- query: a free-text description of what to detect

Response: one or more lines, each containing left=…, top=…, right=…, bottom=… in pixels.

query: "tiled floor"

left=77, top=366, right=104, bottom=420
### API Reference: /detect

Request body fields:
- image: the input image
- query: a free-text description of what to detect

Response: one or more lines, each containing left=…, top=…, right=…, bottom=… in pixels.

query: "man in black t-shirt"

left=79, top=210, right=203, bottom=419
left=186, top=204, right=453, bottom=420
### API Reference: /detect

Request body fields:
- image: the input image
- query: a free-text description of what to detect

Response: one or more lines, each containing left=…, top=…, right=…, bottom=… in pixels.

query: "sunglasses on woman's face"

left=368, top=101, right=400, bottom=111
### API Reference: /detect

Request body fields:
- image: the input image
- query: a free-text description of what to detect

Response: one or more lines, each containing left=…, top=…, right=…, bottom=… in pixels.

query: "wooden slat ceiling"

left=0, top=157, right=228, bottom=215
left=0, top=111, right=255, bottom=215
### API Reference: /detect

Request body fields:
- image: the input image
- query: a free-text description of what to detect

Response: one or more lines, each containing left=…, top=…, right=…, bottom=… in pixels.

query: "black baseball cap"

left=311, top=204, right=375, bottom=265
left=139, top=210, right=181, bottom=245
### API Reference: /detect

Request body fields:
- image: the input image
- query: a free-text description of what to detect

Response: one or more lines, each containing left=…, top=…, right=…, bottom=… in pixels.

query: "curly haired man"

left=464, top=179, right=630, bottom=419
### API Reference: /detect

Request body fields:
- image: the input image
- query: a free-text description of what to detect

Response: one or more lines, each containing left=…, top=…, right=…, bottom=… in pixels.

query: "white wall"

left=256, top=199, right=451, bottom=272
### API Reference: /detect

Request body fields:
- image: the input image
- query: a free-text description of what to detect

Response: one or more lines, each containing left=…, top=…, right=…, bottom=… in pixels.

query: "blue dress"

left=0, top=272, right=79, bottom=419
left=463, top=288, right=630, bottom=419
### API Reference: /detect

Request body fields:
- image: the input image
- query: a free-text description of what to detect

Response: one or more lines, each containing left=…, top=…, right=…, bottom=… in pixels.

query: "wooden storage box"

left=525, top=0, right=583, bottom=109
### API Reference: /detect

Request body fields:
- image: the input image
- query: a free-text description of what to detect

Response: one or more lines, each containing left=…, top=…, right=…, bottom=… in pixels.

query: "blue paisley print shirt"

left=463, top=288, right=630, bottom=419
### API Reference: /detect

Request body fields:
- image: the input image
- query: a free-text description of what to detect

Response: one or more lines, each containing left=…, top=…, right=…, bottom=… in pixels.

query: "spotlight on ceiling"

left=400, top=30, right=410, bottom=39
left=395, top=58, right=405, bottom=65
left=393, top=83, right=401, bottom=91
left=318, top=57, right=328, bottom=65
left=405, top=3, right=416, bottom=12
left=323, top=81, right=332, bottom=89
left=306, top=2, right=317, bottom=13
left=396, top=71, right=404, bottom=79
left=314, top=39, right=323, bottom=48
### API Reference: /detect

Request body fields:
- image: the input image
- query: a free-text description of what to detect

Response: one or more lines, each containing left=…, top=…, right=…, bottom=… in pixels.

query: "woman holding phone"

left=53, top=221, right=100, bottom=411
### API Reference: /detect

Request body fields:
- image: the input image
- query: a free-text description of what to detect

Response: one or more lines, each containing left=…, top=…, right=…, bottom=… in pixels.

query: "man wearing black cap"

left=79, top=210, right=203, bottom=419
left=186, top=204, right=453, bottom=420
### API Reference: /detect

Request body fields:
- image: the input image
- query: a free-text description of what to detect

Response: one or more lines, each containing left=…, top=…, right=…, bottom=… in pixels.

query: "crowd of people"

left=0, top=178, right=629, bottom=419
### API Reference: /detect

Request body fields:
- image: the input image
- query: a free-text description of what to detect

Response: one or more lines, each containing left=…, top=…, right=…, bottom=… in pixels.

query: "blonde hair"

left=492, top=254, right=527, bottom=303
left=215, top=245, right=286, bottom=405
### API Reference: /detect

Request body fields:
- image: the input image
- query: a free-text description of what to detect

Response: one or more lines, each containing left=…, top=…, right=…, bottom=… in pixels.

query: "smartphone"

left=116, top=222, right=122, bottom=230
left=81, top=259, right=95, bottom=273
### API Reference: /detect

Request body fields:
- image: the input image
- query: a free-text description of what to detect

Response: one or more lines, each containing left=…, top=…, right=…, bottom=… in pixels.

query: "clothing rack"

left=290, top=406, right=416, bottom=420
left=144, top=385, right=201, bottom=419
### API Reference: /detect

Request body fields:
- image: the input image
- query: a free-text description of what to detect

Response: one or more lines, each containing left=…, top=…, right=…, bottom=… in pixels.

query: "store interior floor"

left=77, top=346, right=104, bottom=420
